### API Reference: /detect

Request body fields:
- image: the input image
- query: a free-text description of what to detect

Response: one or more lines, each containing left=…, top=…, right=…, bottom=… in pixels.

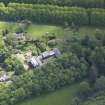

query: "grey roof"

left=28, top=48, right=61, bottom=68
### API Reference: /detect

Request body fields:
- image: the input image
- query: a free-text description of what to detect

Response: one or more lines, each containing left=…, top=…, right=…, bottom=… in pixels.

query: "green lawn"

left=0, top=21, right=105, bottom=38
left=19, top=83, right=80, bottom=105
left=0, top=21, right=64, bottom=38
left=0, top=21, right=19, bottom=32
left=26, top=24, right=63, bottom=37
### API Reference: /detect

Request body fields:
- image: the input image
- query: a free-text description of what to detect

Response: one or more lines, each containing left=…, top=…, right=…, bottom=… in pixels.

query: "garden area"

left=0, top=1, right=105, bottom=105
left=0, top=21, right=62, bottom=37
left=0, top=20, right=105, bottom=105
left=0, top=21, right=105, bottom=38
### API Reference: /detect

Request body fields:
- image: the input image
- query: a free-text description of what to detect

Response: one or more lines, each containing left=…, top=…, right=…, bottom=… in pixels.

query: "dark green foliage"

left=1, top=25, right=105, bottom=105
left=71, top=97, right=81, bottom=105
left=1, top=32, right=105, bottom=105
left=78, top=81, right=91, bottom=97
left=89, top=8, right=105, bottom=26
left=0, top=48, right=10, bottom=63
left=0, top=52, right=88, bottom=105
left=6, top=4, right=101, bottom=26
left=80, top=76, right=105, bottom=105
left=94, top=76, right=105, bottom=91
left=0, top=3, right=88, bottom=25
left=0, top=3, right=105, bottom=26
left=88, top=65, right=98, bottom=84
left=83, top=92, right=105, bottom=105
left=0, top=0, right=105, bottom=8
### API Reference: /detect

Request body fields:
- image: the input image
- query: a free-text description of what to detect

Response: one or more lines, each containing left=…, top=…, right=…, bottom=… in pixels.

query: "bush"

left=94, top=76, right=105, bottom=91
left=78, top=81, right=91, bottom=97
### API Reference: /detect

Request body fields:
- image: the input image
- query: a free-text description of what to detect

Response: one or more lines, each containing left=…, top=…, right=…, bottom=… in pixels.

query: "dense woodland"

left=0, top=0, right=105, bottom=105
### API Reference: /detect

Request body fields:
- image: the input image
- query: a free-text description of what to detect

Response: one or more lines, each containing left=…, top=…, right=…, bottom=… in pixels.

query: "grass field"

left=19, top=83, right=80, bottom=105
left=0, top=21, right=19, bottom=32
left=0, top=21, right=105, bottom=38
left=26, top=24, right=63, bottom=37
left=0, top=21, right=63, bottom=38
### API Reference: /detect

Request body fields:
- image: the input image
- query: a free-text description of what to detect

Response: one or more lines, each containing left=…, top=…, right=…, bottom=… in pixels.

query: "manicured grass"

left=0, top=21, right=105, bottom=39
left=0, top=21, right=19, bottom=32
left=0, top=21, right=63, bottom=38
left=26, top=24, right=63, bottom=37
left=19, top=83, right=80, bottom=105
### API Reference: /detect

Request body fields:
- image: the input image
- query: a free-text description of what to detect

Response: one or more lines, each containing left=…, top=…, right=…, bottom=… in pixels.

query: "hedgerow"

left=0, top=3, right=105, bottom=26
left=0, top=0, right=105, bottom=8
left=0, top=3, right=89, bottom=25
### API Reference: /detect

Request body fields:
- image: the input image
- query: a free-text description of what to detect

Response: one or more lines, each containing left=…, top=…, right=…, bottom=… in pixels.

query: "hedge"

left=0, top=0, right=105, bottom=8
left=1, top=3, right=105, bottom=26
left=0, top=3, right=89, bottom=25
